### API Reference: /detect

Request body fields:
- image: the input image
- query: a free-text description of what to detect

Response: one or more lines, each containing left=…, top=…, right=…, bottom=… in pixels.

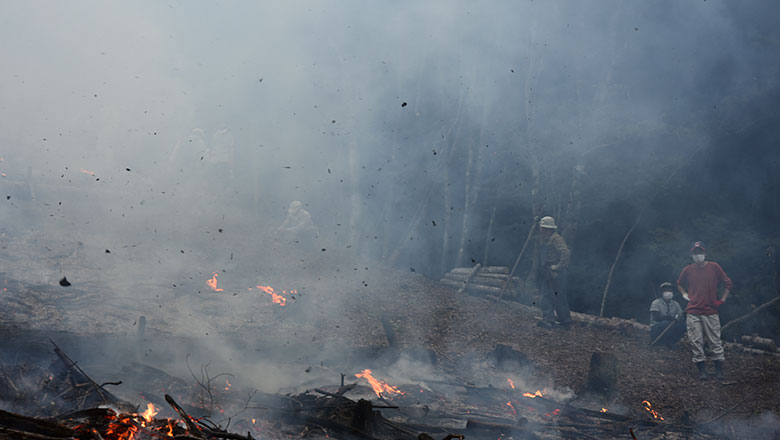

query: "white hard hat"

left=539, top=216, right=557, bottom=229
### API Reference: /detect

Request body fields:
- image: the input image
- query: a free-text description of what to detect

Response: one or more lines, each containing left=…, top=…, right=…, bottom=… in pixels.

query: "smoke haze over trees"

left=1, top=0, right=779, bottom=338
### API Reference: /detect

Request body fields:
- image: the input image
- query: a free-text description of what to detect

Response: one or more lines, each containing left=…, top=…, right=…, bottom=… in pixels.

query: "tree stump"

left=586, top=352, right=618, bottom=398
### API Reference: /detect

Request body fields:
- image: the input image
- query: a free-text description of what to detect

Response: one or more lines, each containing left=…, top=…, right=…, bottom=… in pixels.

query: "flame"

left=224, top=379, right=232, bottom=391
left=506, top=401, right=517, bottom=417
left=80, top=169, right=96, bottom=176
left=257, top=284, right=289, bottom=306
left=141, top=403, right=158, bottom=424
left=355, top=369, right=404, bottom=398
left=207, top=273, right=224, bottom=291
left=507, top=378, right=516, bottom=389
left=251, top=419, right=256, bottom=424
left=642, top=400, right=664, bottom=420
left=106, top=415, right=139, bottom=440
left=545, top=408, right=561, bottom=417
left=522, top=389, right=544, bottom=398
left=166, top=420, right=176, bottom=436
left=600, top=408, right=608, bottom=413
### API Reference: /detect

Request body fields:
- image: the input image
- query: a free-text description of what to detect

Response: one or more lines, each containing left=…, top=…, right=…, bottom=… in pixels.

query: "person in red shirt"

left=677, top=241, right=733, bottom=380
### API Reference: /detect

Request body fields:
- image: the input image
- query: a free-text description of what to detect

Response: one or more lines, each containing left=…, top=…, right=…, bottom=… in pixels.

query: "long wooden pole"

left=492, top=218, right=537, bottom=309
left=721, top=295, right=780, bottom=334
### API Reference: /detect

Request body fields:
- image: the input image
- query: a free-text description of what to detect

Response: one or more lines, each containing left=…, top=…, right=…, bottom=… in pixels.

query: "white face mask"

left=662, top=292, right=674, bottom=301
left=692, top=254, right=706, bottom=264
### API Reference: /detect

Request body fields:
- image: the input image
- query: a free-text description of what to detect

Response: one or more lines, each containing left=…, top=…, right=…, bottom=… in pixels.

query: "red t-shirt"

left=677, top=262, right=733, bottom=315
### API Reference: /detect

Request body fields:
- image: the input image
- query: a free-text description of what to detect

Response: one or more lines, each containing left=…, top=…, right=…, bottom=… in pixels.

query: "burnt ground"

left=1, top=230, right=779, bottom=437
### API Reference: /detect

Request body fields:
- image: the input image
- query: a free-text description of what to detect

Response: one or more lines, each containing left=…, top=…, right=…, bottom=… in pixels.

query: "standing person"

left=536, top=216, right=571, bottom=329
left=649, top=282, right=685, bottom=347
left=677, top=241, right=733, bottom=380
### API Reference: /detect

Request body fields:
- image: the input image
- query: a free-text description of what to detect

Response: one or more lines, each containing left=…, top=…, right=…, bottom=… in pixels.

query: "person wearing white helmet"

left=649, top=282, right=685, bottom=347
left=276, top=200, right=318, bottom=244
left=536, top=216, right=571, bottom=329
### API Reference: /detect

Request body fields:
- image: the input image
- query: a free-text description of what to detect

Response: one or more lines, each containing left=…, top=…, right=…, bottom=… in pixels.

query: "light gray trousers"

left=686, top=313, right=725, bottom=363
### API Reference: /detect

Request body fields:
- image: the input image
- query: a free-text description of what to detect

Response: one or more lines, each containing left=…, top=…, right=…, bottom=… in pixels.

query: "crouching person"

left=649, top=282, right=685, bottom=347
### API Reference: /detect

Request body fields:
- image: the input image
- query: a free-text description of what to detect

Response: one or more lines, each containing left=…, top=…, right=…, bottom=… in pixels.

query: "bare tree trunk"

left=482, top=207, right=496, bottom=265
left=455, top=141, right=476, bottom=267
left=439, top=89, right=467, bottom=273
left=456, top=95, right=489, bottom=267
left=348, top=137, right=362, bottom=248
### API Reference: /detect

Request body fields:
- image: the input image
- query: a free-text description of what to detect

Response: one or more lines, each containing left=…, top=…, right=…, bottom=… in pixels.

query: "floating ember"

left=206, top=273, right=223, bottom=292
left=355, top=369, right=404, bottom=398
left=522, top=389, right=545, bottom=398
left=642, top=400, right=664, bottom=420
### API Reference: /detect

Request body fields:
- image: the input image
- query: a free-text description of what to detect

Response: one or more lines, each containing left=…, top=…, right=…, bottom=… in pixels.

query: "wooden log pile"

left=440, top=266, right=521, bottom=297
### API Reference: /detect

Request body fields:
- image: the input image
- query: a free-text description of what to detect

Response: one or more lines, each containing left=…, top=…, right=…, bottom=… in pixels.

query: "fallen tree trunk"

left=442, top=274, right=520, bottom=288
left=450, top=266, right=509, bottom=274
left=441, top=279, right=503, bottom=295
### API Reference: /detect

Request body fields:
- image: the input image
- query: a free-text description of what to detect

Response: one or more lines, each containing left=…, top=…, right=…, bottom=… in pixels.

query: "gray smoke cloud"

left=1, top=3, right=779, bottom=423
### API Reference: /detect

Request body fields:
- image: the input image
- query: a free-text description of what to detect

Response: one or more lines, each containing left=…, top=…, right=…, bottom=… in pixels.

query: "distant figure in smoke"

left=206, top=124, right=236, bottom=188
left=276, top=201, right=317, bottom=243
left=649, top=282, right=685, bottom=347
left=535, top=216, right=571, bottom=329
left=677, top=241, right=733, bottom=380
left=170, top=128, right=209, bottom=166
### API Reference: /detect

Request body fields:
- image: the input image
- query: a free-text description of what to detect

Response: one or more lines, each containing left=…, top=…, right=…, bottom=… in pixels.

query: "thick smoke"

left=1, top=2, right=779, bottom=428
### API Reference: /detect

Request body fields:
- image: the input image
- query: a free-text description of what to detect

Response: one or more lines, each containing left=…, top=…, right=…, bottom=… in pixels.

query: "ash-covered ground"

left=2, top=222, right=779, bottom=439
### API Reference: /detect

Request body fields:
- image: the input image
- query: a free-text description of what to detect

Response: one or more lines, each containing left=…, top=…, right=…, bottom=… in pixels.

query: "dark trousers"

left=650, top=320, right=685, bottom=346
left=540, top=274, right=570, bottom=324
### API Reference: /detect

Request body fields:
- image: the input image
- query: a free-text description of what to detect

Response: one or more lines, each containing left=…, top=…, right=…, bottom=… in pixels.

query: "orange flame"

left=601, top=408, right=608, bottom=413
left=507, top=378, right=516, bottom=389
left=642, top=400, right=664, bottom=420
left=257, top=285, right=291, bottom=306
left=545, top=408, right=561, bottom=417
left=141, top=403, right=158, bottom=424
left=207, top=273, right=223, bottom=291
left=224, top=379, right=232, bottom=391
left=522, top=389, right=544, bottom=398
left=506, top=401, right=517, bottom=417
left=106, top=415, right=139, bottom=440
left=355, top=369, right=404, bottom=398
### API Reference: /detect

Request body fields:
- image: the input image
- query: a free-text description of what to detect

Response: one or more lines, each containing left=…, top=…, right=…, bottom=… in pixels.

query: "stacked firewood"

left=440, top=265, right=520, bottom=296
